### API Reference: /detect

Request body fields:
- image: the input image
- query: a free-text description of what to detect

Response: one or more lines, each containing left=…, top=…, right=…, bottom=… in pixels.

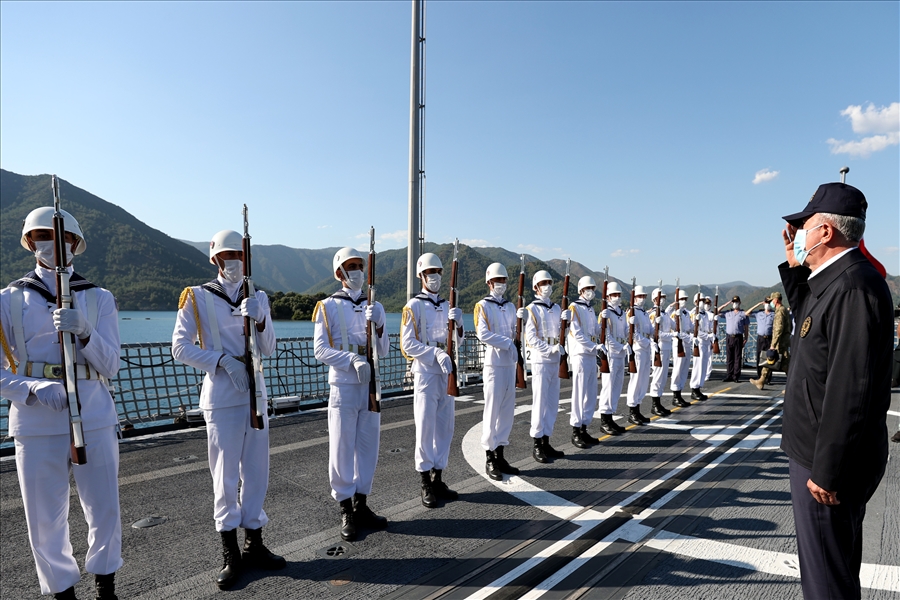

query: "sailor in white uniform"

left=524, top=270, right=566, bottom=463
left=702, top=295, right=716, bottom=387
left=172, top=229, right=285, bottom=589
left=688, top=292, right=711, bottom=401
left=474, top=263, right=521, bottom=480
left=400, top=252, right=463, bottom=508
left=647, top=288, right=673, bottom=417
left=624, top=286, right=652, bottom=425
left=312, top=247, right=390, bottom=541
left=567, top=276, right=602, bottom=446
left=669, top=289, right=693, bottom=408
left=0, top=207, right=122, bottom=600
left=598, top=282, right=630, bottom=435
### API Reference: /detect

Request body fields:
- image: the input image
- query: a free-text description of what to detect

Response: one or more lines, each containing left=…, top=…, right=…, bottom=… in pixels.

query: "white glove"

left=625, top=344, right=634, bottom=356
left=665, top=304, right=676, bottom=315
left=448, top=307, right=462, bottom=324
left=365, top=302, right=386, bottom=328
left=651, top=341, right=659, bottom=354
left=598, top=343, right=608, bottom=356
left=681, top=332, right=692, bottom=341
left=516, top=307, right=526, bottom=320
left=240, top=297, right=266, bottom=322
left=219, top=355, right=250, bottom=393
left=691, top=336, right=700, bottom=347
left=28, top=380, right=67, bottom=412
left=350, top=355, right=371, bottom=384
left=628, top=315, right=635, bottom=325
left=53, top=308, right=92, bottom=339
left=600, top=309, right=609, bottom=319
left=556, top=343, right=566, bottom=356
left=436, top=350, right=453, bottom=374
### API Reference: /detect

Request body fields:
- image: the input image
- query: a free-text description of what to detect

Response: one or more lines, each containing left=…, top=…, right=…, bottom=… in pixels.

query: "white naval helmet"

left=332, top=247, right=364, bottom=281
left=209, top=230, right=242, bottom=264
left=678, top=289, right=689, bottom=301
left=577, top=275, right=596, bottom=292
left=416, top=252, right=443, bottom=275
left=20, top=207, right=87, bottom=255
left=485, top=262, right=508, bottom=282
left=693, top=292, right=703, bottom=304
left=606, top=281, right=623, bottom=296
left=633, top=285, right=647, bottom=297
left=532, top=270, right=553, bottom=289
left=652, top=287, right=666, bottom=301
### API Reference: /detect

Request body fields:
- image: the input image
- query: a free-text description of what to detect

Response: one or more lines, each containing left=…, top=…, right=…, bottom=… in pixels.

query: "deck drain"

left=132, top=516, right=168, bottom=529
left=389, top=447, right=406, bottom=453
left=316, top=542, right=355, bottom=560
left=173, top=455, right=198, bottom=462
left=328, top=574, right=355, bottom=588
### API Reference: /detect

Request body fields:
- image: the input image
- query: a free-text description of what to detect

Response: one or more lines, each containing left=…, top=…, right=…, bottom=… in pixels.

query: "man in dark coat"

left=779, top=182, right=892, bottom=600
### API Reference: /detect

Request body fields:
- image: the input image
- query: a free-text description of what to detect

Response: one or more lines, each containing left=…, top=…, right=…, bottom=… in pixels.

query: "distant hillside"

left=1, top=170, right=215, bottom=310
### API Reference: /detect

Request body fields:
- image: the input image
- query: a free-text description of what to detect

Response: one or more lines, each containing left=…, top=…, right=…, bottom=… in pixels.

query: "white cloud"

left=316, top=225, right=331, bottom=229
left=828, top=102, right=900, bottom=157
left=752, top=168, right=779, bottom=184
left=840, top=103, right=899, bottom=134
left=379, top=230, right=408, bottom=243
left=611, top=249, right=639, bottom=258
left=461, top=238, right=490, bottom=247
left=518, top=243, right=545, bottom=255
left=883, top=246, right=899, bottom=254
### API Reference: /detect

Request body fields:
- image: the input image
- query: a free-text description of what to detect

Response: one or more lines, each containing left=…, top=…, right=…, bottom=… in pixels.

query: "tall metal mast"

left=406, top=0, right=426, bottom=300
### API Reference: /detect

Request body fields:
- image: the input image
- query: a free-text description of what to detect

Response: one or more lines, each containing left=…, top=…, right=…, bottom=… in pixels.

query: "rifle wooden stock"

left=627, top=286, right=637, bottom=373
left=599, top=278, right=610, bottom=373
left=514, top=262, right=527, bottom=389
left=242, top=207, right=265, bottom=431
left=674, top=285, right=685, bottom=358
left=711, top=290, right=720, bottom=354
left=653, top=290, right=662, bottom=368
left=446, top=242, right=460, bottom=396
left=51, top=176, right=87, bottom=465
left=692, top=291, right=701, bottom=358
left=558, top=271, right=571, bottom=379
left=366, top=231, right=381, bottom=412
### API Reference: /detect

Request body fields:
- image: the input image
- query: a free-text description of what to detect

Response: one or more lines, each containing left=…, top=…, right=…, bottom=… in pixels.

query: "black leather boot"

left=95, top=573, right=117, bottom=600
left=494, top=446, right=520, bottom=475
left=353, top=493, right=388, bottom=530
left=431, top=469, right=458, bottom=500
left=690, top=388, right=708, bottom=401
left=581, top=423, right=601, bottom=443
left=672, top=390, right=690, bottom=407
left=532, top=437, right=549, bottom=463
left=610, top=415, right=627, bottom=433
left=542, top=435, right=565, bottom=458
left=242, top=528, right=286, bottom=570
left=420, top=470, right=438, bottom=508
left=597, top=416, right=619, bottom=436
left=53, top=587, right=77, bottom=600
left=628, top=406, right=648, bottom=425
left=339, top=498, right=356, bottom=541
left=216, top=529, right=242, bottom=590
left=650, top=397, right=671, bottom=416
left=485, top=450, right=503, bottom=480
left=571, top=426, right=589, bottom=449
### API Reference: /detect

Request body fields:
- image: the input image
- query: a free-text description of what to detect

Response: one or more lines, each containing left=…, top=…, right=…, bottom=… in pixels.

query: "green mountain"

left=1, top=170, right=216, bottom=310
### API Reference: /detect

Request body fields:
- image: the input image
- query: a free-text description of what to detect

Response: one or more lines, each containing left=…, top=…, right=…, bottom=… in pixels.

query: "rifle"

left=599, top=266, right=610, bottom=373
left=712, top=285, right=720, bottom=354
left=446, top=239, right=462, bottom=396
left=51, top=175, right=87, bottom=465
left=514, top=255, right=527, bottom=389
left=692, top=284, right=702, bottom=358
left=653, top=279, right=663, bottom=367
left=674, top=278, right=685, bottom=358
left=558, top=258, right=571, bottom=379
left=242, top=205, right=265, bottom=430
left=366, top=227, right=382, bottom=412
left=627, top=277, right=637, bottom=373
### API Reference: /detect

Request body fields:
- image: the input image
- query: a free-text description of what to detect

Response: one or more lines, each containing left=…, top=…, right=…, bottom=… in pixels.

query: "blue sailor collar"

left=202, top=280, right=245, bottom=308
left=9, top=270, right=97, bottom=304
left=483, top=296, right=510, bottom=307
left=415, top=292, right=446, bottom=307
left=331, top=290, right=367, bottom=306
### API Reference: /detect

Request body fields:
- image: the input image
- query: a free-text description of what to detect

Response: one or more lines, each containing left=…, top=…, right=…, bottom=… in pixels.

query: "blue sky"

left=2, top=1, right=897, bottom=286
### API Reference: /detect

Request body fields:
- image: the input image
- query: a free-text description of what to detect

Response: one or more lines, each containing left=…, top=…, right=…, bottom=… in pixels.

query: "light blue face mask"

left=792, top=223, right=824, bottom=266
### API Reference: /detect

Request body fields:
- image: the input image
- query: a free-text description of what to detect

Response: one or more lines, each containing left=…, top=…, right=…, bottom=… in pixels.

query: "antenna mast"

left=406, top=0, right=426, bottom=300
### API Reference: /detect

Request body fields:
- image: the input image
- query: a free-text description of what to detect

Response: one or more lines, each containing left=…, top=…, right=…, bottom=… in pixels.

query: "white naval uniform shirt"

left=401, top=291, right=462, bottom=374
left=474, top=295, right=517, bottom=367
left=312, top=289, right=390, bottom=383
left=567, top=300, right=599, bottom=355
left=650, top=307, right=675, bottom=341
left=630, top=306, right=653, bottom=349
left=672, top=307, right=693, bottom=343
left=601, top=306, right=629, bottom=357
left=172, top=276, right=276, bottom=409
left=524, top=300, right=562, bottom=364
left=689, top=309, right=712, bottom=342
left=1, top=266, right=120, bottom=437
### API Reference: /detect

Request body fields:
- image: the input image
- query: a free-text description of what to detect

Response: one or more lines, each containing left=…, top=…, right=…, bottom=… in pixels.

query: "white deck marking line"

left=461, top=397, right=785, bottom=599
left=887, top=410, right=900, bottom=418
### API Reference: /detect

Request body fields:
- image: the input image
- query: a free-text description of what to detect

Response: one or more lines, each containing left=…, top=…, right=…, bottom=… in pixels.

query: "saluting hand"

left=807, top=478, right=840, bottom=505
left=783, top=225, right=801, bottom=268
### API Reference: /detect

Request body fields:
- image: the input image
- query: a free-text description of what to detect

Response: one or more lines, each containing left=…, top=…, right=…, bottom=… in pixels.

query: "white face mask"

left=608, top=296, right=621, bottom=308
left=703, top=302, right=711, bottom=311
left=344, top=270, right=365, bottom=292
left=538, top=284, right=552, bottom=299
left=33, top=240, right=73, bottom=267
left=679, top=300, right=687, bottom=309
left=581, top=289, right=595, bottom=302
left=220, top=259, right=243, bottom=284
left=491, top=283, right=507, bottom=297
left=635, top=296, right=646, bottom=308
left=733, top=302, right=741, bottom=310
left=424, top=274, right=441, bottom=293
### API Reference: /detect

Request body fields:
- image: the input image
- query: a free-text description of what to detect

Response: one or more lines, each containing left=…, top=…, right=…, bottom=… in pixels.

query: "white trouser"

left=670, top=339, right=691, bottom=391
left=204, top=405, right=270, bottom=532
left=599, top=354, right=626, bottom=414
left=569, top=354, right=597, bottom=427
left=481, top=365, right=516, bottom=451
left=626, top=345, right=651, bottom=407
left=414, top=370, right=454, bottom=472
left=649, top=343, right=672, bottom=397
left=690, top=340, right=711, bottom=389
left=15, top=426, right=123, bottom=595
left=703, top=342, right=714, bottom=385
left=529, top=362, right=560, bottom=438
left=328, top=382, right=381, bottom=502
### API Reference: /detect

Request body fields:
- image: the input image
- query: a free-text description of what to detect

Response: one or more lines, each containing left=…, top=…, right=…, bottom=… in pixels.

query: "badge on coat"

left=800, top=316, right=812, bottom=338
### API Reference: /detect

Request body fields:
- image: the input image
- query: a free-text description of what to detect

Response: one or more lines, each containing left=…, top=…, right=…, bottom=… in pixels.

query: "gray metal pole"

left=406, top=0, right=423, bottom=301
left=840, top=166, right=849, bottom=183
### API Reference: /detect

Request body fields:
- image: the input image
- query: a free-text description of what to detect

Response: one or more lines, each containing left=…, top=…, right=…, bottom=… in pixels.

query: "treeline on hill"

left=269, top=291, right=327, bottom=321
